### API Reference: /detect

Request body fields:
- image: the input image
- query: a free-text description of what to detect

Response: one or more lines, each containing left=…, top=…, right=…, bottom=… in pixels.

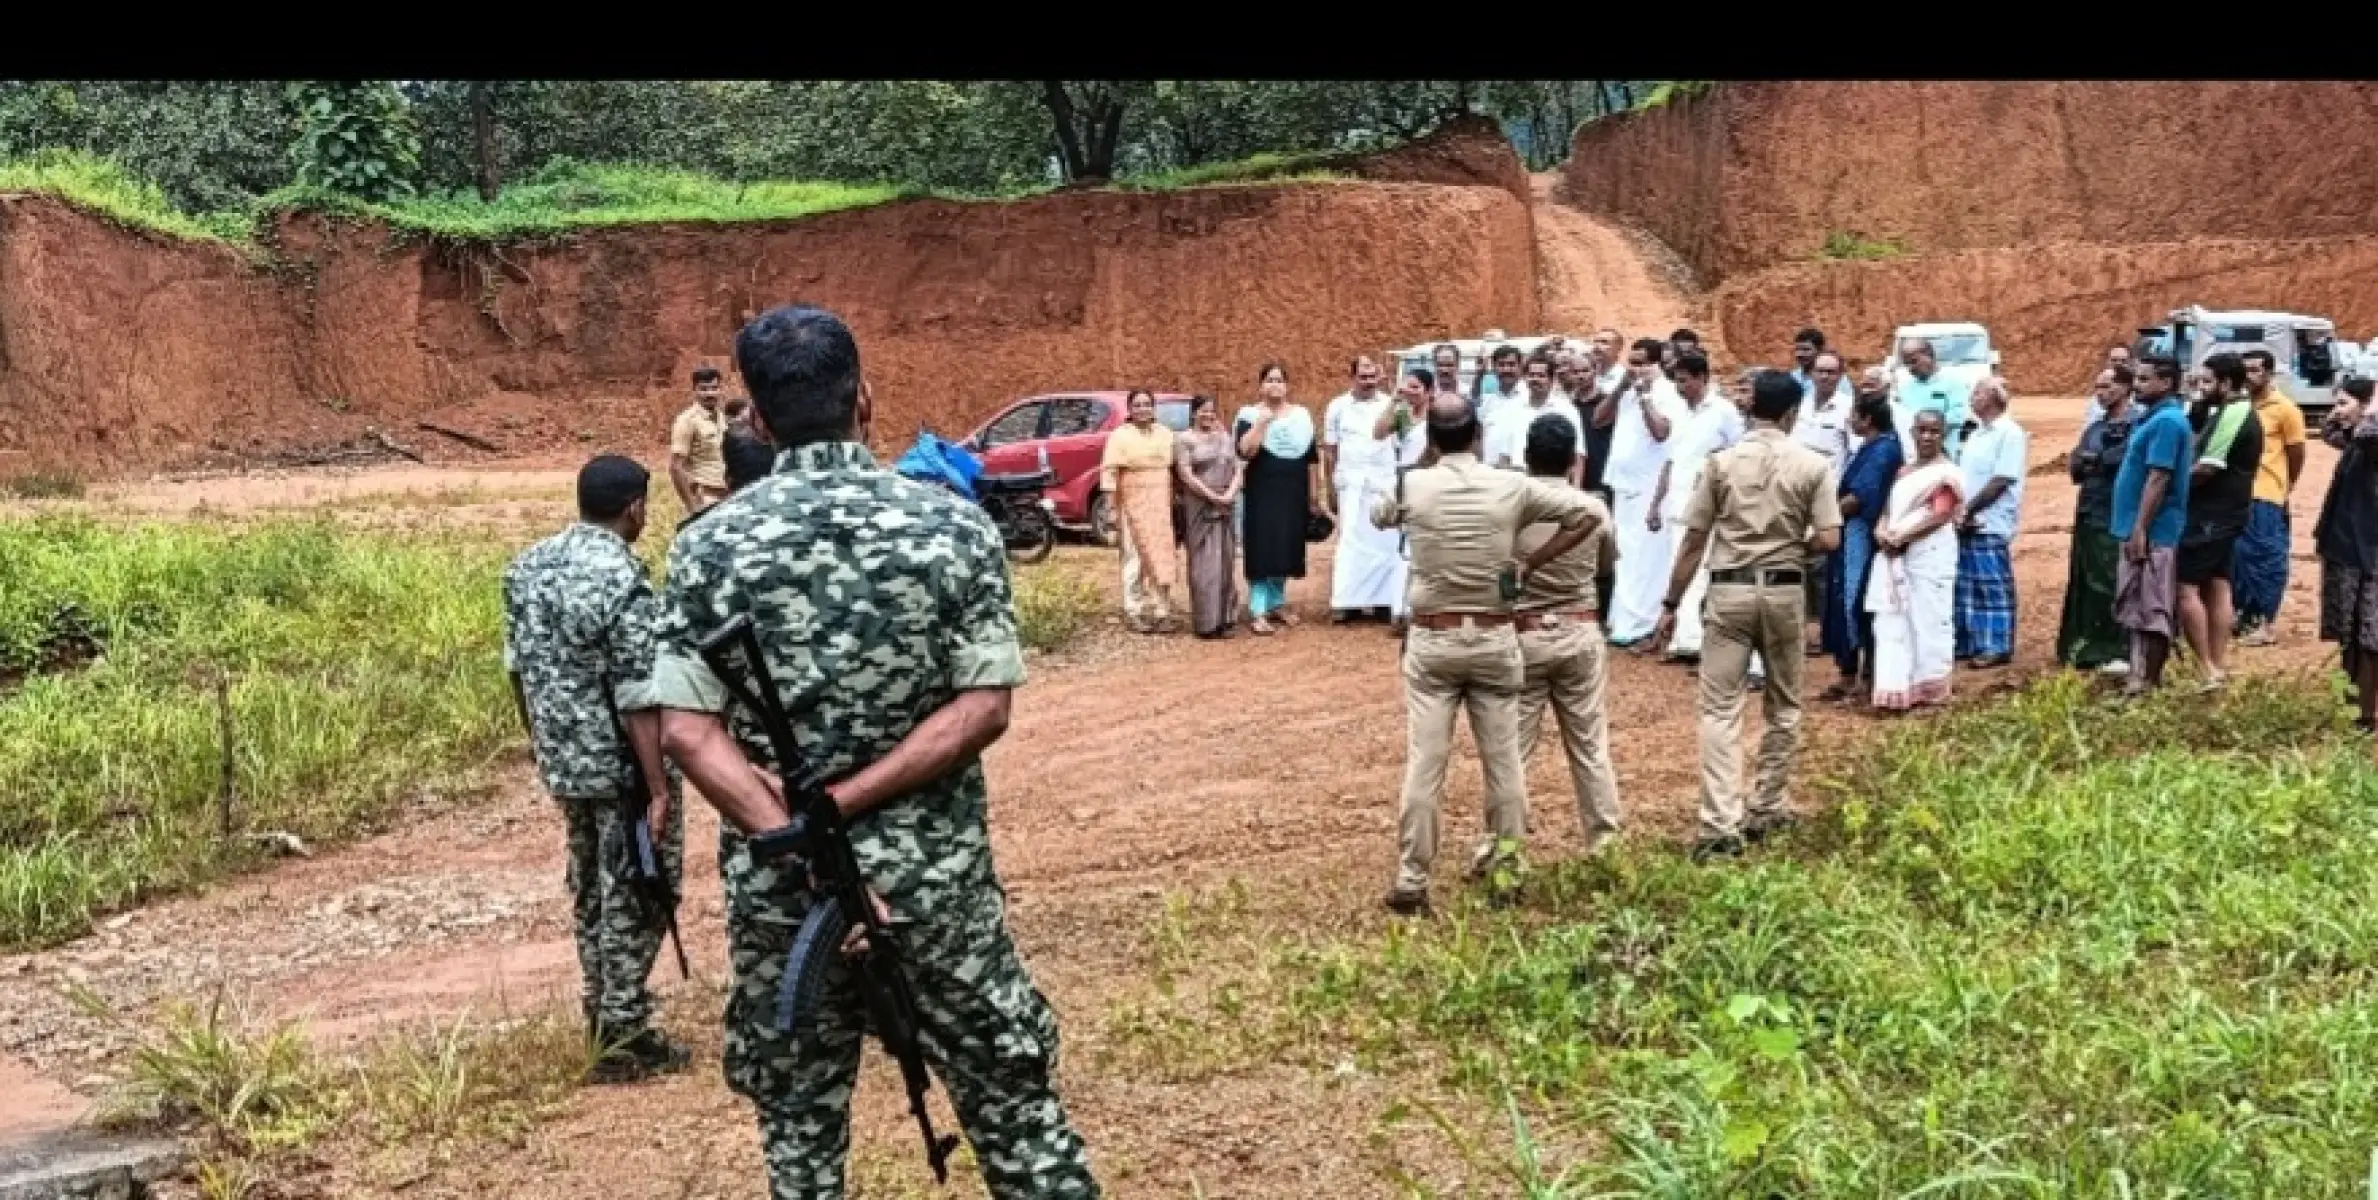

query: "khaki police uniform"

left=1373, top=452, right=1598, bottom=896
left=1678, top=428, right=1842, bottom=841
left=670, top=403, right=729, bottom=510
left=1513, top=491, right=1623, bottom=851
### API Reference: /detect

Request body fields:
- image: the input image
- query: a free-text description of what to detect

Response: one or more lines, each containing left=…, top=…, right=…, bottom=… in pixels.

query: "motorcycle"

left=893, top=430, right=1057, bottom=564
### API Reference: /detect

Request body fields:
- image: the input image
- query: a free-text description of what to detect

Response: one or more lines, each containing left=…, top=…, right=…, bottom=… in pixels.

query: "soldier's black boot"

left=622, top=1028, right=692, bottom=1075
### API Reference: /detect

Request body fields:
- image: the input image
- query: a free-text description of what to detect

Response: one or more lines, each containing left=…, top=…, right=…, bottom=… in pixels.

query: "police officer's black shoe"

left=1690, top=834, right=1746, bottom=863
left=1383, top=887, right=1430, bottom=917
left=1742, top=812, right=1799, bottom=843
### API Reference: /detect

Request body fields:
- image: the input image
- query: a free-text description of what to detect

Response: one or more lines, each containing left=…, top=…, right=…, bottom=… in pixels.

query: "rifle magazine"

left=777, top=893, right=847, bottom=1032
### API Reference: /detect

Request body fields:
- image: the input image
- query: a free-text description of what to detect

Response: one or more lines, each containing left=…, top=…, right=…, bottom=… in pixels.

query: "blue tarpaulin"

left=893, top=431, right=983, bottom=500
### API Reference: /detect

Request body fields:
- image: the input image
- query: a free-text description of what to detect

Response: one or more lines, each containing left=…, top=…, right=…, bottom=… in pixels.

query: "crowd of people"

left=494, top=302, right=2378, bottom=1193
left=1069, top=326, right=2378, bottom=901
left=1084, top=329, right=2375, bottom=710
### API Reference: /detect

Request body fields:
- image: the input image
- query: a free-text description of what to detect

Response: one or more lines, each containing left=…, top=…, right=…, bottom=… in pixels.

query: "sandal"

left=1249, top=617, right=1276, bottom=636
left=1817, top=682, right=1855, bottom=704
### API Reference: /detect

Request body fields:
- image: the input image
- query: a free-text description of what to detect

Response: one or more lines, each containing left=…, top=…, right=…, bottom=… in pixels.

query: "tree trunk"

left=1040, top=81, right=1128, bottom=184
left=469, top=80, right=500, bottom=202
left=1040, top=81, right=1089, bottom=182
left=1085, top=90, right=1126, bottom=182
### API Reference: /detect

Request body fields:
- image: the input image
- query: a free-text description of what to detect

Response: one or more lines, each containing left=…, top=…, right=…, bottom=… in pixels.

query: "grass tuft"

left=1013, top=557, right=1106, bottom=653
left=1113, top=150, right=1350, bottom=192
left=1818, top=229, right=1911, bottom=261
left=100, top=985, right=607, bottom=1186
left=106, top=991, right=327, bottom=1154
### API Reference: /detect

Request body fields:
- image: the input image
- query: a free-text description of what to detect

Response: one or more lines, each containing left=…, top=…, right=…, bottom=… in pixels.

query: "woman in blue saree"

left=1820, top=392, right=1902, bottom=701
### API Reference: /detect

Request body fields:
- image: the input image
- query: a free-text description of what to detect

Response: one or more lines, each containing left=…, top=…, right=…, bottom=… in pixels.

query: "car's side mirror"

left=1988, top=351, right=2002, bottom=367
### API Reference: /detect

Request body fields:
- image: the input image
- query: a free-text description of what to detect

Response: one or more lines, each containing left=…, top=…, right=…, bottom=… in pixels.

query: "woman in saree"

left=1173, top=395, right=1243, bottom=638
left=1820, top=394, right=1902, bottom=701
left=1866, top=409, right=1966, bottom=712
left=1099, top=389, right=1180, bottom=633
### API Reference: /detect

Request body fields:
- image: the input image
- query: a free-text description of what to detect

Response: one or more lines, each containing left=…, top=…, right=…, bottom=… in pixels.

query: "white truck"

left=2132, top=306, right=2344, bottom=416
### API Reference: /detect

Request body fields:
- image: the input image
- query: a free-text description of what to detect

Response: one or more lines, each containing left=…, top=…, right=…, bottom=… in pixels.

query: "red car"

left=959, top=390, right=1202, bottom=542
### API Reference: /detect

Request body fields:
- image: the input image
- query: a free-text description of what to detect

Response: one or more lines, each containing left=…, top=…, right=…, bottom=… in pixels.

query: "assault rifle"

left=601, top=678, right=690, bottom=981
left=694, top=612, right=959, bottom=1184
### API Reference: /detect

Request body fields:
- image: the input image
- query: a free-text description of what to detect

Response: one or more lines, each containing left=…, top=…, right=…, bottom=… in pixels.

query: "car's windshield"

left=1898, top=333, right=1990, bottom=365
left=1156, top=401, right=1193, bottom=431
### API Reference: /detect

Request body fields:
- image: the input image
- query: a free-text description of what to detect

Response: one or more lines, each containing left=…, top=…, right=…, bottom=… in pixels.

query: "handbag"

left=1304, top=510, right=1335, bottom=543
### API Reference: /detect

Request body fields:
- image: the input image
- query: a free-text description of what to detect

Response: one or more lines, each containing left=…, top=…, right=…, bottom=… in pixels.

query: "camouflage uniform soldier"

left=502, top=454, right=692, bottom=1083
left=650, top=305, right=1101, bottom=1199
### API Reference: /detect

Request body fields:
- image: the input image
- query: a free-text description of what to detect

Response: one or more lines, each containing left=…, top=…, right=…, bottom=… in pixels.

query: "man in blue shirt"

left=2110, top=356, right=2195, bottom=696
left=1893, top=339, right=1977, bottom=461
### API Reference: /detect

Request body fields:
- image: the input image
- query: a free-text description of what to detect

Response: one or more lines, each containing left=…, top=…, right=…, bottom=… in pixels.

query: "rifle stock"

left=694, top=612, right=960, bottom=1185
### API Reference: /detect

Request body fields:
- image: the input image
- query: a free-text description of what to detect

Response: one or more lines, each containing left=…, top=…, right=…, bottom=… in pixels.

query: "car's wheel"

left=1089, top=491, right=1117, bottom=546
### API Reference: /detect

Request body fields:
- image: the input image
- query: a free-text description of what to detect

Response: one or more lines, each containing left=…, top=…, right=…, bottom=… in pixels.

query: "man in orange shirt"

left=2233, top=349, right=2309, bottom=646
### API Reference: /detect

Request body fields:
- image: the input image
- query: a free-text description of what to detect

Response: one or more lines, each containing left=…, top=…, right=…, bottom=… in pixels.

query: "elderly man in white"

left=1323, top=355, right=1406, bottom=623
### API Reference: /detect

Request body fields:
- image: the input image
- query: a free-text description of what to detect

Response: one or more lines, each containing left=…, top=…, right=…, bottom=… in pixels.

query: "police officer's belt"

left=1409, top=611, right=1516, bottom=630
left=1514, top=607, right=1596, bottom=632
left=1710, top=567, right=1804, bottom=586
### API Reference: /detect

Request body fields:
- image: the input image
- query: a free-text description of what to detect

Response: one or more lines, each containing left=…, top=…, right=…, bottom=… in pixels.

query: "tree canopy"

left=0, top=80, right=1663, bottom=215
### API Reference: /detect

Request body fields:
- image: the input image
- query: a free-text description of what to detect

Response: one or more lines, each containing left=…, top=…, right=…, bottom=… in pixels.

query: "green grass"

left=98, top=984, right=601, bottom=1189
left=1112, top=149, right=1350, bottom=192
left=1819, top=229, right=1912, bottom=261
left=1119, top=672, right=2378, bottom=1196
left=258, top=158, right=908, bottom=241
left=0, top=515, right=514, bottom=948
left=0, top=150, right=254, bottom=245
left=1637, top=81, right=1718, bottom=111
left=2, top=146, right=1368, bottom=254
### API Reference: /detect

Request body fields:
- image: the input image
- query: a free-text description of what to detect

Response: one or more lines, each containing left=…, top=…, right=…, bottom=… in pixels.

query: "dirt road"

left=1, top=392, right=2349, bottom=1198
left=1530, top=173, right=1708, bottom=352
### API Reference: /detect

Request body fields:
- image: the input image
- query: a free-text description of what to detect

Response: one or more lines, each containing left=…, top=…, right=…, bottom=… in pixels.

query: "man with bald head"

left=1372, top=393, right=1607, bottom=915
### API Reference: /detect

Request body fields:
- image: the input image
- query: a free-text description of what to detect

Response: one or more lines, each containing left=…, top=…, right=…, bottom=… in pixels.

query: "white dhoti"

left=1608, top=489, right=1674, bottom=643
left=1331, top=473, right=1405, bottom=612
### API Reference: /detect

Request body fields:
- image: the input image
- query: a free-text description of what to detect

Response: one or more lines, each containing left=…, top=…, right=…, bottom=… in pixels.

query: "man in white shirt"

left=1650, top=352, right=1746, bottom=662
left=1793, top=350, right=1854, bottom=473
left=1486, top=352, right=1584, bottom=483
left=1323, top=355, right=1405, bottom=623
left=1370, top=370, right=1435, bottom=636
left=1474, top=343, right=1525, bottom=432
left=1602, top=338, right=1680, bottom=646
left=1953, top=377, right=2027, bottom=668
